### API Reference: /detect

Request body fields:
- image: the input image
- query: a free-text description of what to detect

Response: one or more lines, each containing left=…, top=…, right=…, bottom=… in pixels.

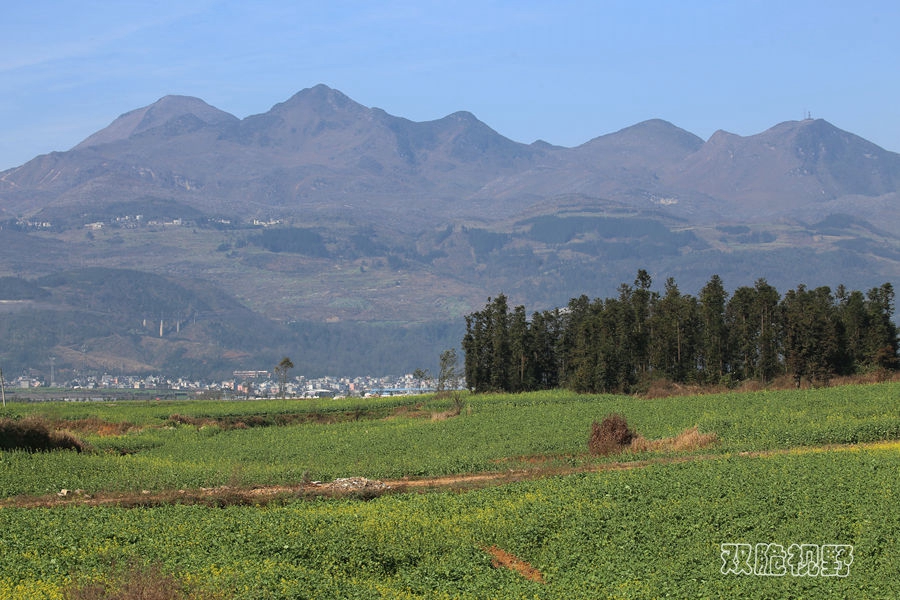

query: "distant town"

left=2, top=370, right=446, bottom=402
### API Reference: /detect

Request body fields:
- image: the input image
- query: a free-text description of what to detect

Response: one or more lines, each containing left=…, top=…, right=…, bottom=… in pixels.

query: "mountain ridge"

left=666, top=117, right=900, bottom=221
left=2, top=85, right=900, bottom=380
left=5, top=85, right=898, bottom=226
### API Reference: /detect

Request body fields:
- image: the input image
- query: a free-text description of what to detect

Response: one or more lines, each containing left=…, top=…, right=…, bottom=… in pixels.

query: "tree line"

left=461, top=270, right=899, bottom=394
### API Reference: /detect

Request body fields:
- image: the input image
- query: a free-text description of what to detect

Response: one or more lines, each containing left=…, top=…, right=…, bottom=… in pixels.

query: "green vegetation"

left=0, top=266, right=464, bottom=379
left=1, top=441, right=898, bottom=597
left=248, top=227, right=330, bottom=257
left=2, top=384, right=900, bottom=497
left=522, top=215, right=700, bottom=256
left=463, top=272, right=898, bottom=393
left=1, top=384, right=899, bottom=598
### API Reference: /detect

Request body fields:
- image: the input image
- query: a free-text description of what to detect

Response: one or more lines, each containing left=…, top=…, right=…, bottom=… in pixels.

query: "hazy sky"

left=2, top=1, right=899, bottom=171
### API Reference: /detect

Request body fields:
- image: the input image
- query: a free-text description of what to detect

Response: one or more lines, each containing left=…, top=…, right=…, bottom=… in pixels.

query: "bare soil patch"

left=5, top=438, right=897, bottom=510
left=484, top=545, right=545, bottom=583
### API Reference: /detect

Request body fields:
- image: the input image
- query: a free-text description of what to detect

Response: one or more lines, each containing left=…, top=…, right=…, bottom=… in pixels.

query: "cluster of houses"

left=9, top=371, right=442, bottom=400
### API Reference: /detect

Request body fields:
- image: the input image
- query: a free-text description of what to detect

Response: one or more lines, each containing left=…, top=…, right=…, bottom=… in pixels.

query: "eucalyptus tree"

left=274, top=356, right=294, bottom=399
left=865, top=283, right=899, bottom=370
left=781, top=285, right=839, bottom=387
left=698, top=274, right=729, bottom=383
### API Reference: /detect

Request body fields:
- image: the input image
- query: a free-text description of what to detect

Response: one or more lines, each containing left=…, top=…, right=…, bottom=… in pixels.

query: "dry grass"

left=588, top=413, right=718, bottom=457
left=59, top=417, right=136, bottom=437
left=431, top=393, right=465, bottom=421
left=640, top=371, right=900, bottom=399
left=384, top=403, right=431, bottom=420
left=641, top=379, right=717, bottom=399
left=827, top=369, right=900, bottom=386
left=630, top=426, right=719, bottom=453
left=430, top=406, right=461, bottom=421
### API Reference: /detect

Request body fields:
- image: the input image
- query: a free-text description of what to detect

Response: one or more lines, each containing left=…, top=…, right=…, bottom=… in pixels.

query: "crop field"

left=0, top=383, right=899, bottom=598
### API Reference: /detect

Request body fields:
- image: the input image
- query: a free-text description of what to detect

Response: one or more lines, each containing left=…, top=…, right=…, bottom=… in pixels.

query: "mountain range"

left=2, top=84, right=899, bottom=380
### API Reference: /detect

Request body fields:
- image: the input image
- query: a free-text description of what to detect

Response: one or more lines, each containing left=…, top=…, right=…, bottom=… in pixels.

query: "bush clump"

left=588, top=413, right=635, bottom=456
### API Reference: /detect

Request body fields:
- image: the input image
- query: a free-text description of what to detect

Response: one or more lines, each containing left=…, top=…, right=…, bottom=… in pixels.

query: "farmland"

left=1, top=383, right=899, bottom=598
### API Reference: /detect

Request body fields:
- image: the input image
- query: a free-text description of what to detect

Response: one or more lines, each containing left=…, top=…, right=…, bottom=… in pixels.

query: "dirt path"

left=3, top=439, right=898, bottom=510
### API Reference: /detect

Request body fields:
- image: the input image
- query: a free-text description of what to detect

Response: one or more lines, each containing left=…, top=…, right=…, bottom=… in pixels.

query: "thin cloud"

left=0, top=2, right=216, bottom=73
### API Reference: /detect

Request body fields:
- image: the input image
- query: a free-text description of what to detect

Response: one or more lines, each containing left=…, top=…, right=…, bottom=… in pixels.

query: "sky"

left=2, top=1, right=899, bottom=171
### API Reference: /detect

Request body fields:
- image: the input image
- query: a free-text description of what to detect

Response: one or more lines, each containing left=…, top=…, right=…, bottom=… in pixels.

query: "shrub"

left=588, top=413, right=635, bottom=456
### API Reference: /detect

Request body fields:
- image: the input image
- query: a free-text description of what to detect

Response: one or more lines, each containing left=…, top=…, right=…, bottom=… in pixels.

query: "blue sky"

left=2, top=1, right=899, bottom=171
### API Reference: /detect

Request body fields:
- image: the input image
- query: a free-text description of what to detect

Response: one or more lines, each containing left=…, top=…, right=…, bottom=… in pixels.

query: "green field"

left=1, top=384, right=899, bottom=598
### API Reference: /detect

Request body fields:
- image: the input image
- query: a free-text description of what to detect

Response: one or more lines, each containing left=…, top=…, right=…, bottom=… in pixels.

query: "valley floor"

left=1, top=384, right=898, bottom=599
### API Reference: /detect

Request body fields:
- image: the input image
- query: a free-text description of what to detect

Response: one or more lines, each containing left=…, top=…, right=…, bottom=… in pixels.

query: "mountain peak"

left=574, top=118, right=703, bottom=170
left=272, top=84, right=364, bottom=116
left=617, top=119, right=704, bottom=148
left=446, top=110, right=479, bottom=122
left=75, top=95, right=236, bottom=149
left=705, top=129, right=741, bottom=145
left=741, top=117, right=894, bottom=168
left=673, top=116, right=900, bottom=214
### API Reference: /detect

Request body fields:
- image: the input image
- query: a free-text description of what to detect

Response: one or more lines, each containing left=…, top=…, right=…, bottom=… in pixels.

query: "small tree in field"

left=412, top=368, right=429, bottom=390
left=437, top=349, right=461, bottom=393
left=274, top=356, right=294, bottom=399
left=437, top=348, right=465, bottom=414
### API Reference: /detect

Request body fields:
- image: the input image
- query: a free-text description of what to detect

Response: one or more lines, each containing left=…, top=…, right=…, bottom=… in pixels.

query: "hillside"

left=2, top=85, right=900, bottom=380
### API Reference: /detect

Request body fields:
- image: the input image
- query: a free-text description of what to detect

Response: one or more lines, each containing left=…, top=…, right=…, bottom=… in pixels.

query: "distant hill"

left=667, top=118, right=900, bottom=221
left=75, top=95, right=240, bottom=149
left=2, top=84, right=899, bottom=380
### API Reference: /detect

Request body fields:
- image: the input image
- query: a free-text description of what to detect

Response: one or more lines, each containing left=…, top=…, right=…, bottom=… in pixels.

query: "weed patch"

left=64, top=560, right=216, bottom=600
